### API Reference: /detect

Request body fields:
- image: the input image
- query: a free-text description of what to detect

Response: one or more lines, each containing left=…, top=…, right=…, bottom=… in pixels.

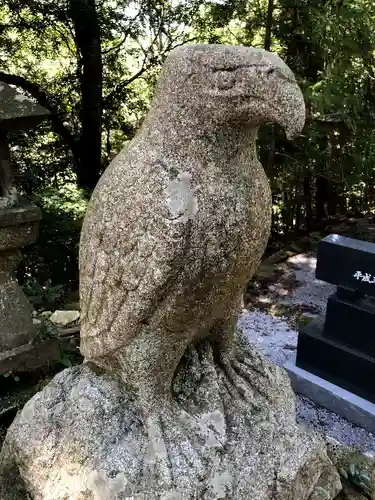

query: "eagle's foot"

left=216, top=351, right=256, bottom=403
left=142, top=400, right=203, bottom=490
left=216, top=348, right=272, bottom=403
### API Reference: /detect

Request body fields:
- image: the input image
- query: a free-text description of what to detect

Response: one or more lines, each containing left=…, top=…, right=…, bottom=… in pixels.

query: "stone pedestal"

left=295, top=300, right=375, bottom=405
left=285, top=358, right=375, bottom=435
left=0, top=199, right=41, bottom=356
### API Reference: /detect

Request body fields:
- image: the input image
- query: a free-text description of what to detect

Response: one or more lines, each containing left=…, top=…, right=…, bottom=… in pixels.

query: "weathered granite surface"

left=0, top=44, right=341, bottom=499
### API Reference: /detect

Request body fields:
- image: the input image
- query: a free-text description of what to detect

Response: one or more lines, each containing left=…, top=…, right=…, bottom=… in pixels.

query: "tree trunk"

left=327, top=182, right=338, bottom=216
left=303, top=176, right=312, bottom=233
left=264, top=0, right=274, bottom=51
left=295, top=202, right=302, bottom=232
left=69, top=0, right=103, bottom=192
left=315, top=176, right=327, bottom=221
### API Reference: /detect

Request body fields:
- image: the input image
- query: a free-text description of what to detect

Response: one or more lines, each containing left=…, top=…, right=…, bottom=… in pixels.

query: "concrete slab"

left=285, top=358, right=375, bottom=435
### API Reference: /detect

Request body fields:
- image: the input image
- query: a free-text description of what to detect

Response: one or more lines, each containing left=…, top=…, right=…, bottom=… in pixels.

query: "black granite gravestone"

left=296, top=234, right=375, bottom=404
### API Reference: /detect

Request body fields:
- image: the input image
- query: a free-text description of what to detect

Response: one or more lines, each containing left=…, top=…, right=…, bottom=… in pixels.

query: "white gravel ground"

left=238, top=252, right=375, bottom=456
left=282, top=253, right=336, bottom=312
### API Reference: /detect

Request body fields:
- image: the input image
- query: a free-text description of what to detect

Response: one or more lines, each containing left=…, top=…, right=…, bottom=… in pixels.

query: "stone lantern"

left=0, top=82, right=50, bottom=359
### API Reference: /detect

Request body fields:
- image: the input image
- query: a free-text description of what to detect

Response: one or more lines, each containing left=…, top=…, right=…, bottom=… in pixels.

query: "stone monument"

left=0, top=83, right=49, bottom=363
left=0, top=45, right=341, bottom=500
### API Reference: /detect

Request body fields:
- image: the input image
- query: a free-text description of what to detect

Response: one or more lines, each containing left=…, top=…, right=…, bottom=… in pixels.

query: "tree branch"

left=103, top=30, right=198, bottom=109
left=103, top=58, right=149, bottom=107
left=101, top=10, right=143, bottom=56
left=101, top=33, right=127, bottom=55
left=54, top=25, right=76, bottom=57
left=165, top=36, right=199, bottom=52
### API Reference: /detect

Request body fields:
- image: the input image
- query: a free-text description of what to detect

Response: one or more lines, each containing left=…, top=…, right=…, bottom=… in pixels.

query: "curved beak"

left=270, top=77, right=306, bottom=139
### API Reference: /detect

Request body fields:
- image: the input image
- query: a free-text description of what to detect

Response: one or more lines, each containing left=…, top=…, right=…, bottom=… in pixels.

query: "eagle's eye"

left=213, top=70, right=236, bottom=90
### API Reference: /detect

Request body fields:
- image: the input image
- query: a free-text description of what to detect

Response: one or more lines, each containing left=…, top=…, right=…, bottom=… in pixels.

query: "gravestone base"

left=285, top=358, right=375, bottom=435
left=295, top=317, right=375, bottom=404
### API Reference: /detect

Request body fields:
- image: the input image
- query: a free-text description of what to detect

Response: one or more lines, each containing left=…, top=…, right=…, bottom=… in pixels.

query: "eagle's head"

left=154, top=44, right=305, bottom=139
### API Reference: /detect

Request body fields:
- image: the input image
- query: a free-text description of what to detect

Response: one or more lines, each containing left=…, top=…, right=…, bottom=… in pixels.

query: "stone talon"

left=143, top=402, right=204, bottom=491
left=143, top=413, right=174, bottom=488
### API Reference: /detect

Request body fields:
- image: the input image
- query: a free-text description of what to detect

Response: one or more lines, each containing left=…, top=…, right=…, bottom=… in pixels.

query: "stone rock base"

left=0, top=334, right=341, bottom=500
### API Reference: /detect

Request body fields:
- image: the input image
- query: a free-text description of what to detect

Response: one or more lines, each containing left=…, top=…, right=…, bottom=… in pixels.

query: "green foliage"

left=0, top=0, right=374, bottom=292
left=57, top=351, right=74, bottom=368
left=22, top=280, right=65, bottom=309
left=18, top=182, right=87, bottom=298
left=36, top=321, right=59, bottom=341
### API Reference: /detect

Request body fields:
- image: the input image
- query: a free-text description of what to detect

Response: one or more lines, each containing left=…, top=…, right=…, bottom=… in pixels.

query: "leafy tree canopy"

left=0, top=0, right=373, bottom=299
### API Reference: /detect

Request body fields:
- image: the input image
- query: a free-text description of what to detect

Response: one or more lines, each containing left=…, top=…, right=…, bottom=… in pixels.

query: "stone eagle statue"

left=0, top=44, right=341, bottom=500
left=79, top=43, right=304, bottom=407
left=79, top=42, right=308, bottom=481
